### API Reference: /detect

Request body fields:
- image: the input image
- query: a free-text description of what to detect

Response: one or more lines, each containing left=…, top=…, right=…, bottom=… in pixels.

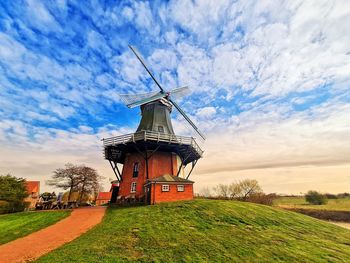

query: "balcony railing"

left=102, top=130, right=203, bottom=156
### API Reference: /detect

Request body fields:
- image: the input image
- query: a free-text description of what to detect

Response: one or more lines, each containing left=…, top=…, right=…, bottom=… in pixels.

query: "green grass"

left=37, top=200, right=350, bottom=262
left=0, top=210, right=70, bottom=245
left=274, top=197, right=350, bottom=211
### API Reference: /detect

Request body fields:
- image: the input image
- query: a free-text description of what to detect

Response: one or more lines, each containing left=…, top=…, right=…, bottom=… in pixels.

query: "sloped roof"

left=148, top=174, right=194, bottom=183
left=26, top=181, right=40, bottom=194
left=97, top=192, right=112, bottom=200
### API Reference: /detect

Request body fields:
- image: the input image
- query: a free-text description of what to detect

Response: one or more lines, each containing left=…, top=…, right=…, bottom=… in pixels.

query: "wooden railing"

left=102, top=130, right=203, bottom=156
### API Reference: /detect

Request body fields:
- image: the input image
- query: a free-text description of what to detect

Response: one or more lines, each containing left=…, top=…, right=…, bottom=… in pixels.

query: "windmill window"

left=162, top=184, right=170, bottom=192
left=158, top=126, right=164, bottom=132
left=131, top=182, right=137, bottom=193
left=133, top=162, right=139, bottom=177
left=177, top=185, right=184, bottom=192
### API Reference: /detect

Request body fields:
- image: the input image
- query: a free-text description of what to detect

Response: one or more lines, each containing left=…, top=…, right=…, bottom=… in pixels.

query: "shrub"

left=325, top=193, right=338, bottom=199
left=305, top=190, right=328, bottom=205
left=246, top=193, right=278, bottom=206
left=337, top=193, right=350, bottom=198
left=0, top=174, right=28, bottom=213
left=0, top=200, right=10, bottom=214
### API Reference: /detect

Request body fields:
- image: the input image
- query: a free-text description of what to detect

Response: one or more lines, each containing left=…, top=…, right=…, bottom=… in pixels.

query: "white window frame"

left=177, top=185, right=185, bottom=192
left=131, top=182, right=137, bottom=193
left=162, top=184, right=170, bottom=192
left=133, top=162, right=139, bottom=177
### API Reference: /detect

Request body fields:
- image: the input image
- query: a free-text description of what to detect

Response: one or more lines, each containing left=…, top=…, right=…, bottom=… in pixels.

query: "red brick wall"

left=148, top=152, right=177, bottom=180
left=118, top=151, right=180, bottom=199
left=151, top=183, right=193, bottom=204
left=118, top=153, right=146, bottom=197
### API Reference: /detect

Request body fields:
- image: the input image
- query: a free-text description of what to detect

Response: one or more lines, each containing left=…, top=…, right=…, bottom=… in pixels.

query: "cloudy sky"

left=1, top=0, right=350, bottom=194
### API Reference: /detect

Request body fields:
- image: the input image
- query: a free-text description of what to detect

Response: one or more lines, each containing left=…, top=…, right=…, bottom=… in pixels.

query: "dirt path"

left=0, top=207, right=106, bottom=263
left=329, top=221, right=350, bottom=230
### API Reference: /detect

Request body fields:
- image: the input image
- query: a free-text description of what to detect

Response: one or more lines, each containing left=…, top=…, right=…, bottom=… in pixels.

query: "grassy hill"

left=36, top=200, right=350, bottom=262
left=0, top=210, right=70, bottom=245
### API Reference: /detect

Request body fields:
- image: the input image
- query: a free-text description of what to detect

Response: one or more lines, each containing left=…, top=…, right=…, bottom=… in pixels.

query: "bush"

left=0, top=200, right=30, bottom=214
left=245, top=193, right=278, bottom=206
left=0, top=200, right=10, bottom=214
left=305, top=191, right=328, bottom=205
left=325, top=193, right=338, bottom=199
left=0, top=174, right=28, bottom=213
left=337, top=193, right=350, bottom=198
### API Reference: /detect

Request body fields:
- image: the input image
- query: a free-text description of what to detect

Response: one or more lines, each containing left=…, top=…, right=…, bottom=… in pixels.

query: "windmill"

left=102, top=46, right=205, bottom=205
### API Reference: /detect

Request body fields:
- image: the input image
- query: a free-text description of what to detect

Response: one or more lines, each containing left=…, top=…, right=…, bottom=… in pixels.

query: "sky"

left=0, top=0, right=350, bottom=195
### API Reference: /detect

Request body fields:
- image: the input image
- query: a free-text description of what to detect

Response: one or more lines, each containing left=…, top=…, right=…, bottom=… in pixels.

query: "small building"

left=96, top=192, right=112, bottom=206
left=144, top=174, right=194, bottom=205
left=25, top=181, right=40, bottom=209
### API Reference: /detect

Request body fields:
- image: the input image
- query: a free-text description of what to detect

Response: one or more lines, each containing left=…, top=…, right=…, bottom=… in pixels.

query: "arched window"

left=133, top=162, right=139, bottom=177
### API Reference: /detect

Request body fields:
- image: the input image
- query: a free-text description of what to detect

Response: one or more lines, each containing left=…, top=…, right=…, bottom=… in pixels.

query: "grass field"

left=274, top=196, right=350, bottom=211
left=0, top=210, right=70, bottom=245
left=37, top=200, right=350, bottom=262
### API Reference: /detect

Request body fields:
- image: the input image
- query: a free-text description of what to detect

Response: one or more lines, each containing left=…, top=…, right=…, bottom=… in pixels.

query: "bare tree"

left=47, top=163, right=81, bottom=202
left=199, top=187, right=212, bottom=198
left=228, top=182, right=242, bottom=199
left=213, top=184, right=230, bottom=198
left=239, top=179, right=262, bottom=200
left=47, top=164, right=103, bottom=204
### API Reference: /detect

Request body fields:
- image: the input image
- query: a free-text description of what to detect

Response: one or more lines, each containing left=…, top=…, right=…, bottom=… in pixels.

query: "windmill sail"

left=169, top=98, right=206, bottom=140
left=120, top=86, right=190, bottom=108
left=124, top=45, right=206, bottom=140
left=128, top=45, right=164, bottom=92
left=119, top=90, right=161, bottom=105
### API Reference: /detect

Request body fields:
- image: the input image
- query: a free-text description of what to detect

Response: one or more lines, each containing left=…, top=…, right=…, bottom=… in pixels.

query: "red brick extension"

left=149, top=183, right=193, bottom=204
left=117, top=151, right=194, bottom=204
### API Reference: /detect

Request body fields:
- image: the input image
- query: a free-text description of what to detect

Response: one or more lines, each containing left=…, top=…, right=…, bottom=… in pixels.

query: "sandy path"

left=329, top=221, right=350, bottom=230
left=0, top=207, right=106, bottom=263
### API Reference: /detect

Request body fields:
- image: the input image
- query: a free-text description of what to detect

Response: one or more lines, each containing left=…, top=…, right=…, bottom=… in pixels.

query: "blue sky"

left=1, top=0, right=350, bottom=194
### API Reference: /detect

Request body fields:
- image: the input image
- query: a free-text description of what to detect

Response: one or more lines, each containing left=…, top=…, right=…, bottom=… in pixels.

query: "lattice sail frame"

left=119, top=86, right=190, bottom=108
left=119, top=90, right=160, bottom=106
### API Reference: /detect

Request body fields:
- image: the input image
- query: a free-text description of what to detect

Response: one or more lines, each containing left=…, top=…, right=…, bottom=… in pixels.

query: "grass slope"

left=37, top=200, right=350, bottom=262
left=0, top=210, right=70, bottom=245
left=274, top=197, right=350, bottom=211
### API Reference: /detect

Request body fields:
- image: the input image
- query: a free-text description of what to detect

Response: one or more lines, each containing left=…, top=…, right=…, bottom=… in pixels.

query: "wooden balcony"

left=102, top=130, right=203, bottom=164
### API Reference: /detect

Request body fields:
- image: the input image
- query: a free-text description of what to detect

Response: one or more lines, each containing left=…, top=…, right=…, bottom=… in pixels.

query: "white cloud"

left=122, top=6, right=134, bottom=21
left=1, top=0, right=350, bottom=195
left=162, top=0, right=350, bottom=100
left=169, top=0, right=231, bottom=40
left=87, top=30, right=112, bottom=57
left=25, top=0, right=62, bottom=32
left=197, top=107, right=217, bottom=119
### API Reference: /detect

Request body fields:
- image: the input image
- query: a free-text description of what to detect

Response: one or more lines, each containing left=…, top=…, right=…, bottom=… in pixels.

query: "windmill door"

left=145, top=185, right=151, bottom=205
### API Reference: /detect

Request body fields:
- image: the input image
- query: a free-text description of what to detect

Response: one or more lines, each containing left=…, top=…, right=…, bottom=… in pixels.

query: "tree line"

left=198, top=179, right=277, bottom=205
left=213, top=179, right=263, bottom=200
left=0, top=163, right=103, bottom=214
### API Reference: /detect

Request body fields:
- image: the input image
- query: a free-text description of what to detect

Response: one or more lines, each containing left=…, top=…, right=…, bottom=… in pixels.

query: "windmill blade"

left=119, top=90, right=159, bottom=106
left=169, top=86, right=190, bottom=100
left=128, top=45, right=165, bottom=93
left=168, top=98, right=206, bottom=140
left=124, top=92, right=167, bottom=108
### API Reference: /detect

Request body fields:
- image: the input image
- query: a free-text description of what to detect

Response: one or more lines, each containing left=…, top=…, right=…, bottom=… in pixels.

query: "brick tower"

left=102, top=46, right=204, bottom=204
